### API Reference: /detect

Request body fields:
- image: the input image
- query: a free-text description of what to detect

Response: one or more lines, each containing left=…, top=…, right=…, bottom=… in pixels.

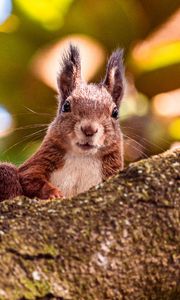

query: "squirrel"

left=0, top=44, right=125, bottom=201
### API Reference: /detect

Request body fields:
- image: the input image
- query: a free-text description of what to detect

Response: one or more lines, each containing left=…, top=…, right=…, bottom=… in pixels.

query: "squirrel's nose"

left=81, top=125, right=98, bottom=137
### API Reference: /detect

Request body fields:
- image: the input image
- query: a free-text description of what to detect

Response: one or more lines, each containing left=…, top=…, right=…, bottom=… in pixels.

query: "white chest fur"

left=50, top=153, right=102, bottom=198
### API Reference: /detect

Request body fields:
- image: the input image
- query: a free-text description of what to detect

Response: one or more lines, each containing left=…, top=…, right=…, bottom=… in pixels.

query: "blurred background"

left=0, top=0, right=180, bottom=165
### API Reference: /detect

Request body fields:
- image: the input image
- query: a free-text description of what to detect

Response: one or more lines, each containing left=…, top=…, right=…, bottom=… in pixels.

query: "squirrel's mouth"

left=76, top=142, right=97, bottom=151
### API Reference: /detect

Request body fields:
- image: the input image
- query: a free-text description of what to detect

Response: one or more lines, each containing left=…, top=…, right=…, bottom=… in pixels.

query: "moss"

left=20, top=278, right=51, bottom=299
left=42, top=245, right=59, bottom=257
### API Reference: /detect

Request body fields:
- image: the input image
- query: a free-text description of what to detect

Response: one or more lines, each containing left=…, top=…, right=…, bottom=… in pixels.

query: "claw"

left=39, top=183, right=63, bottom=200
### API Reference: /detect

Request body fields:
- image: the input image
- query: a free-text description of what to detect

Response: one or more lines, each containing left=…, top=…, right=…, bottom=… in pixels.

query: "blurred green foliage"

left=0, top=0, right=180, bottom=164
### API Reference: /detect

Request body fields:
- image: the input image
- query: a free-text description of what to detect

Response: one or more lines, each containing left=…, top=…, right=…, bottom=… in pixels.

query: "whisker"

left=12, top=112, right=54, bottom=117
left=3, top=124, right=48, bottom=137
left=13, top=124, right=48, bottom=132
left=133, top=134, right=165, bottom=152
left=123, top=130, right=166, bottom=152
left=123, top=134, right=149, bottom=155
left=122, top=125, right=170, bottom=146
left=21, top=134, right=43, bottom=153
left=3, top=128, right=47, bottom=155
left=23, top=106, right=53, bottom=116
left=124, top=138, right=149, bottom=159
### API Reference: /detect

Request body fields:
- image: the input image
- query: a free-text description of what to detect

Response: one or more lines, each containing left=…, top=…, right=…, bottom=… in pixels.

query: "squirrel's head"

left=50, top=44, right=125, bottom=156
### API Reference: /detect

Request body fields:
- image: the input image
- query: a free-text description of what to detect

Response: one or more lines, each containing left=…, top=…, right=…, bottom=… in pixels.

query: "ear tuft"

left=57, top=44, right=81, bottom=101
left=103, top=48, right=125, bottom=107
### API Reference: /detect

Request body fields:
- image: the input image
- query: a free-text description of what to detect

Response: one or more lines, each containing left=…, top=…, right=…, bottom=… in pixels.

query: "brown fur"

left=0, top=163, right=22, bottom=201
left=101, top=141, right=124, bottom=178
left=19, top=137, right=65, bottom=199
left=0, top=45, right=125, bottom=200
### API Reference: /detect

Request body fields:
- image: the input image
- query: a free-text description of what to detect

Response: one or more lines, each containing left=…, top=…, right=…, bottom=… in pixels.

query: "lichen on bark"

left=0, top=149, right=179, bottom=300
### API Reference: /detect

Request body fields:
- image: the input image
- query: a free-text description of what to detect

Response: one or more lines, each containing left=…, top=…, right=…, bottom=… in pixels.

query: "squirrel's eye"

left=62, top=101, right=71, bottom=113
left=111, top=106, right=119, bottom=119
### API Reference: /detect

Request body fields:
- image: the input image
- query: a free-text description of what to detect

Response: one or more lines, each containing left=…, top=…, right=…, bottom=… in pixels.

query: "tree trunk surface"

left=0, top=149, right=179, bottom=300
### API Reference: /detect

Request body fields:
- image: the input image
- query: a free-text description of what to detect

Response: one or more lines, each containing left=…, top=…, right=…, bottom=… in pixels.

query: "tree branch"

left=0, top=149, right=179, bottom=300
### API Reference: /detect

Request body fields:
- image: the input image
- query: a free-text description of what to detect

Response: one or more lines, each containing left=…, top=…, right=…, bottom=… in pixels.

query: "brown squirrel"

left=0, top=45, right=125, bottom=201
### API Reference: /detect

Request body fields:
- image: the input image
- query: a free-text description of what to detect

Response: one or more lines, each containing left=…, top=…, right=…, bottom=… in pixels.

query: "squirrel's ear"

left=103, top=49, right=125, bottom=107
left=57, top=44, right=81, bottom=101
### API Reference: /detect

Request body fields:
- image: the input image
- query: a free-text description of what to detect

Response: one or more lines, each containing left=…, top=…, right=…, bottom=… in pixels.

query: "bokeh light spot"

left=0, top=0, right=12, bottom=25
left=132, top=42, right=180, bottom=72
left=131, top=9, right=180, bottom=73
left=31, top=35, right=105, bottom=91
left=15, top=0, right=73, bottom=30
left=168, top=118, right=180, bottom=140
left=121, top=93, right=149, bottom=120
left=0, top=106, right=13, bottom=137
left=152, top=89, right=180, bottom=118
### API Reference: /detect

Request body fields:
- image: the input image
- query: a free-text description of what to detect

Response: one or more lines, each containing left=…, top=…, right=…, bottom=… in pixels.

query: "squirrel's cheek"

left=73, top=122, right=83, bottom=139
left=94, top=126, right=104, bottom=144
left=99, top=134, right=105, bottom=145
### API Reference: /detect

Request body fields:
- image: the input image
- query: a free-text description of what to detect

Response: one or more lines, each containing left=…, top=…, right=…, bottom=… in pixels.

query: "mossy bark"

left=0, top=149, right=179, bottom=300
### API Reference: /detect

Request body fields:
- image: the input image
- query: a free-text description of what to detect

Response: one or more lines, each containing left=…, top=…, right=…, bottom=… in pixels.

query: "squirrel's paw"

left=48, top=188, right=63, bottom=200
left=39, top=183, right=63, bottom=200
